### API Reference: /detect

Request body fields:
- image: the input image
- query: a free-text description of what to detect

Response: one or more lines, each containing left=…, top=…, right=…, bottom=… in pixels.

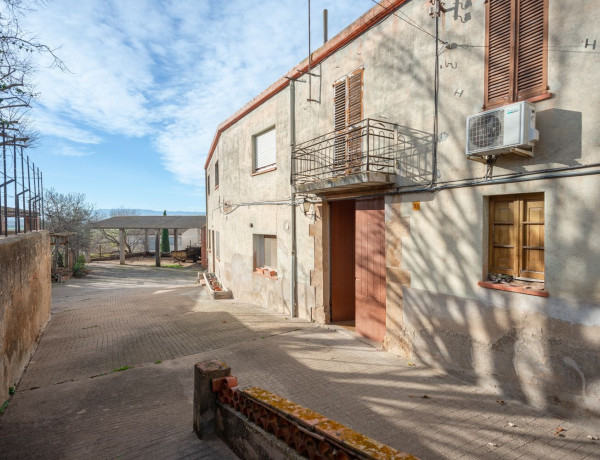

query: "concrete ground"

left=1, top=263, right=599, bottom=459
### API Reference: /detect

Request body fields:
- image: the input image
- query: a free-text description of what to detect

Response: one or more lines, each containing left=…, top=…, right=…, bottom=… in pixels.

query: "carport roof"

left=91, top=215, right=206, bottom=230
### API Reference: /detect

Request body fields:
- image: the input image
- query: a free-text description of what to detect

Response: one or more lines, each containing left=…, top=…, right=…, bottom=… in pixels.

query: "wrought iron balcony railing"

left=292, top=118, right=432, bottom=189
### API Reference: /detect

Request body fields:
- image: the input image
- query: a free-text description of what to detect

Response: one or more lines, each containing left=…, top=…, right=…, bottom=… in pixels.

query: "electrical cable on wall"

left=370, top=0, right=447, bottom=45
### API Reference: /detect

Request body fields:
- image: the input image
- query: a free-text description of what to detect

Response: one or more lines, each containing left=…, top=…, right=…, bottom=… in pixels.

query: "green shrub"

left=72, top=255, right=87, bottom=277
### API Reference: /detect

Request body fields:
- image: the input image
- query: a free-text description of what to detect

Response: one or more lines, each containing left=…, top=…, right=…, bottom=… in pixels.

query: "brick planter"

left=203, top=272, right=233, bottom=299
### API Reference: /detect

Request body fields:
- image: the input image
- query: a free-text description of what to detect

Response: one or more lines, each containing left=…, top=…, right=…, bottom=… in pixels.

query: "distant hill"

left=98, top=209, right=205, bottom=218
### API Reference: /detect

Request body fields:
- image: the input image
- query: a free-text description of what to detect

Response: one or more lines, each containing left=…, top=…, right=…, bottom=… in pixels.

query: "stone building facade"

left=205, top=0, right=600, bottom=416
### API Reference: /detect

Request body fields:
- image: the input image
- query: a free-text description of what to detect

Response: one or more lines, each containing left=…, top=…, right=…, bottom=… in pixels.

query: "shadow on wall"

left=532, top=109, right=583, bottom=166
left=198, top=312, right=599, bottom=459
left=375, top=2, right=600, bottom=419
left=388, top=175, right=600, bottom=419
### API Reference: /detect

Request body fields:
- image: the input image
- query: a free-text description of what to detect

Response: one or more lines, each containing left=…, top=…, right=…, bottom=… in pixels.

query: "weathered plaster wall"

left=206, top=0, right=600, bottom=413
left=0, top=232, right=51, bottom=403
left=206, top=88, right=317, bottom=318
left=402, top=287, right=600, bottom=416
left=299, top=0, right=600, bottom=413
left=384, top=177, right=600, bottom=414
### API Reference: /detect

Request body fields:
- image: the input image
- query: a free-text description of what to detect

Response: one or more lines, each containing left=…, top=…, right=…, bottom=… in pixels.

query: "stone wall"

left=0, top=232, right=51, bottom=403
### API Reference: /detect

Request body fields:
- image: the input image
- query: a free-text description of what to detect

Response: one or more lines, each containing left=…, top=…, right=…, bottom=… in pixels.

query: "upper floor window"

left=253, top=127, right=276, bottom=173
left=215, top=161, right=219, bottom=188
left=485, top=0, right=548, bottom=108
left=207, top=175, right=210, bottom=196
left=333, top=68, right=363, bottom=131
left=333, top=68, right=363, bottom=172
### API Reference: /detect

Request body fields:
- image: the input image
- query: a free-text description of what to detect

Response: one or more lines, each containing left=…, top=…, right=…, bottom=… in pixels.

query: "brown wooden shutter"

left=333, top=80, right=346, bottom=132
left=485, top=0, right=547, bottom=108
left=490, top=197, right=517, bottom=276
left=489, top=193, right=544, bottom=280
left=333, top=79, right=347, bottom=171
left=520, top=195, right=544, bottom=280
left=347, top=69, right=363, bottom=171
left=485, top=0, right=513, bottom=107
left=347, top=69, right=363, bottom=126
left=515, top=0, right=548, bottom=100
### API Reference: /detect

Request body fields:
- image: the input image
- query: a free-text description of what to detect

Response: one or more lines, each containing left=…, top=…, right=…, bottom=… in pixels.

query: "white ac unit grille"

left=467, top=109, right=504, bottom=153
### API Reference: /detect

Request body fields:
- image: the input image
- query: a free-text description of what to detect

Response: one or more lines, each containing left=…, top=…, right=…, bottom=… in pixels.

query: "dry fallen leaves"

left=496, top=399, right=505, bottom=405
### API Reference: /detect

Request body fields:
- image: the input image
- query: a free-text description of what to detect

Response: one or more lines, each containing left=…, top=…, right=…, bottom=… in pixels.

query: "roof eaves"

left=204, top=0, right=409, bottom=170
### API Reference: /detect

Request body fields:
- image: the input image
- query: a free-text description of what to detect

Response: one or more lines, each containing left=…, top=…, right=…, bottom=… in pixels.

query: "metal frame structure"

left=0, top=125, right=43, bottom=236
left=292, top=118, right=433, bottom=187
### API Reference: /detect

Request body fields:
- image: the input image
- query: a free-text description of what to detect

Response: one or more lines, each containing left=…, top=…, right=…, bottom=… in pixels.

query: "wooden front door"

left=330, top=200, right=355, bottom=322
left=355, top=198, right=386, bottom=342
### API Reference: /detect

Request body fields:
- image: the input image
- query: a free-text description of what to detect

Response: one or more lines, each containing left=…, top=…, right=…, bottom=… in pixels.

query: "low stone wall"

left=0, top=232, right=51, bottom=403
left=194, top=360, right=417, bottom=459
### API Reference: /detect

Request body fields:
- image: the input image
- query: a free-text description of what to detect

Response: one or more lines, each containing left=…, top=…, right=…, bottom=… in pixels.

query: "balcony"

left=292, top=118, right=432, bottom=195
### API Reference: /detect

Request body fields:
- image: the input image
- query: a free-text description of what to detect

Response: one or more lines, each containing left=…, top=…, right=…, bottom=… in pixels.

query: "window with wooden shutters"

left=214, top=161, right=219, bottom=188
left=489, top=193, right=544, bottom=281
left=253, top=126, right=276, bottom=172
left=485, top=0, right=548, bottom=109
left=333, top=68, right=363, bottom=173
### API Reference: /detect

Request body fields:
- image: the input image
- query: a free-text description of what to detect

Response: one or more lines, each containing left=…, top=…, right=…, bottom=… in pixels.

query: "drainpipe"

left=431, top=0, right=441, bottom=186
left=205, top=162, right=209, bottom=272
left=290, top=79, right=298, bottom=318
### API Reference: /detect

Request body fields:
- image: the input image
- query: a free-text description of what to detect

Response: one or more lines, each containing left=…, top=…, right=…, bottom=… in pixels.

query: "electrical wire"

left=369, top=0, right=447, bottom=45
left=214, top=198, right=302, bottom=215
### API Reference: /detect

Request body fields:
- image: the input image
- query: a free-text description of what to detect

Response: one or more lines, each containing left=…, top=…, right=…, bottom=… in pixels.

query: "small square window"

left=253, top=127, right=276, bottom=172
left=489, top=193, right=544, bottom=282
left=254, top=234, right=277, bottom=274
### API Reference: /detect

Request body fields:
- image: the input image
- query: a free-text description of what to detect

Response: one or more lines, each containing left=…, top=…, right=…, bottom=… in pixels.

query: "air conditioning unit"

left=466, top=101, right=539, bottom=158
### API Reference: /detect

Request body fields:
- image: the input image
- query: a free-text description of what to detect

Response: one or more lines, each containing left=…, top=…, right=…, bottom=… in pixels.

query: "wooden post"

left=144, top=229, right=149, bottom=253
left=155, top=229, right=161, bottom=267
left=174, top=228, right=178, bottom=251
left=119, top=228, right=125, bottom=265
left=64, top=241, right=69, bottom=270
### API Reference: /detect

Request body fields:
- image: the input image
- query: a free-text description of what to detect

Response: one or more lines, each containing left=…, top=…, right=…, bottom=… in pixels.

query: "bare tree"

left=0, top=0, right=67, bottom=144
left=98, top=208, right=145, bottom=254
left=44, top=188, right=98, bottom=257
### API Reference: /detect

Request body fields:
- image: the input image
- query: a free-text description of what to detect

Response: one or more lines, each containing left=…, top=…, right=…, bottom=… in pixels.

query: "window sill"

left=478, top=281, right=548, bottom=297
left=252, top=167, right=276, bottom=176
left=526, top=92, right=552, bottom=104
left=254, top=267, right=278, bottom=280
left=483, top=92, right=553, bottom=110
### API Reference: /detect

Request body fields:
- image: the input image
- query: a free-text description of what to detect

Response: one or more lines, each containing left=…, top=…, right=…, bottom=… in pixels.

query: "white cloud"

left=34, top=111, right=102, bottom=145
left=53, top=144, right=93, bottom=157
left=24, top=0, right=372, bottom=185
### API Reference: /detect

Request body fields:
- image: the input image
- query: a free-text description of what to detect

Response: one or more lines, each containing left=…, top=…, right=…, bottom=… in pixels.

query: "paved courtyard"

left=1, top=262, right=599, bottom=459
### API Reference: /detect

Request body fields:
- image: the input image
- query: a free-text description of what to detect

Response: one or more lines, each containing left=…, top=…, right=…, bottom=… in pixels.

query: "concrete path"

left=1, top=263, right=600, bottom=459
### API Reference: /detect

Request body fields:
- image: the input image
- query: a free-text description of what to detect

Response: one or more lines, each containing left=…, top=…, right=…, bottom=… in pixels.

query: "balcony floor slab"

left=293, top=171, right=396, bottom=195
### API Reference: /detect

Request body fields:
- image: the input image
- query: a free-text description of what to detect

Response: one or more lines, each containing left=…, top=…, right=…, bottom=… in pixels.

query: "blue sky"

left=21, top=0, right=376, bottom=212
